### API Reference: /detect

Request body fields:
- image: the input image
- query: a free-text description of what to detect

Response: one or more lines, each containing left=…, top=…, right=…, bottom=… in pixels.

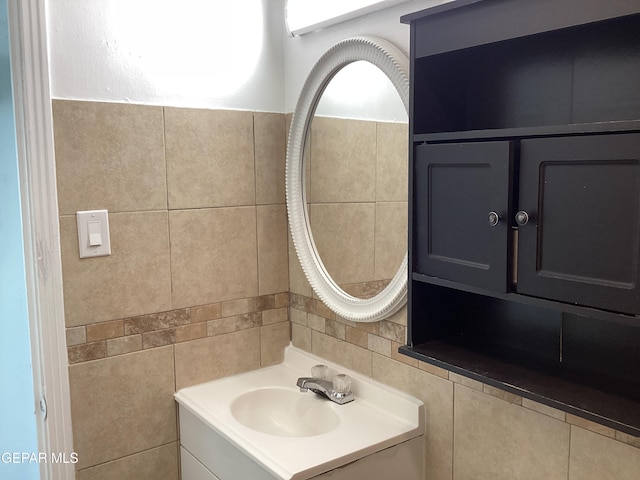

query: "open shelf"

left=404, top=1, right=640, bottom=437
left=412, top=273, right=640, bottom=328
left=400, top=341, right=640, bottom=437
left=407, top=279, right=640, bottom=436
left=412, top=13, right=640, bottom=136
left=413, top=120, right=640, bottom=144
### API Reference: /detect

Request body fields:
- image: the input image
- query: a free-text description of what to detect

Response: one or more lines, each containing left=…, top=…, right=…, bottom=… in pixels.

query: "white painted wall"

left=283, top=0, right=453, bottom=113
left=47, top=0, right=452, bottom=115
left=47, top=0, right=286, bottom=112
left=314, top=60, right=407, bottom=123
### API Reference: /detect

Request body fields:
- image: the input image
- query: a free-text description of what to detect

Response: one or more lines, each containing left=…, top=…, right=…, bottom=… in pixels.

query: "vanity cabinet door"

left=414, top=141, right=513, bottom=292
left=517, top=133, right=640, bottom=314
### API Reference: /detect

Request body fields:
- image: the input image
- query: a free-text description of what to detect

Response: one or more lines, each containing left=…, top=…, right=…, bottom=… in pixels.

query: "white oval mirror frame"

left=286, top=37, right=409, bottom=322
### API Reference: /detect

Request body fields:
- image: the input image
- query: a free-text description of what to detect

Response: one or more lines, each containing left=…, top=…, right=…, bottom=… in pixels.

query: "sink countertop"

left=174, top=345, right=425, bottom=479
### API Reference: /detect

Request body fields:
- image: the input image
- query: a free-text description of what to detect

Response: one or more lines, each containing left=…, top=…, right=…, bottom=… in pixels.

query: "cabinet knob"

left=515, top=210, right=530, bottom=226
left=488, top=211, right=500, bottom=227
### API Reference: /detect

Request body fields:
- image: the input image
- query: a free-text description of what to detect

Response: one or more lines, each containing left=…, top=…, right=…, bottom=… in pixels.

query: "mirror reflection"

left=306, top=61, right=408, bottom=299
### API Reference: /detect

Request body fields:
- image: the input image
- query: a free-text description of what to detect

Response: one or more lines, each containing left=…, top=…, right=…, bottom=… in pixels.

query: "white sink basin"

left=175, top=345, right=425, bottom=479
left=231, top=387, right=339, bottom=437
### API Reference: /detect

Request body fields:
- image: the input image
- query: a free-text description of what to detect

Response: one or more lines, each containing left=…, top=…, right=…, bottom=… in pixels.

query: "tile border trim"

left=66, top=292, right=289, bottom=364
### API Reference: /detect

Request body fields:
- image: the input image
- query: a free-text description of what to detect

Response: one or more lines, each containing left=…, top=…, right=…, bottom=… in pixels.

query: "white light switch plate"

left=77, top=210, right=111, bottom=258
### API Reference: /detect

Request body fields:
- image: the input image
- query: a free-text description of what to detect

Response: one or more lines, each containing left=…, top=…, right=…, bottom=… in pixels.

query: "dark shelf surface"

left=402, top=0, right=640, bottom=58
left=400, top=0, right=640, bottom=27
left=412, top=120, right=640, bottom=144
left=400, top=0, right=482, bottom=24
left=400, top=341, right=640, bottom=437
left=412, top=273, right=640, bottom=328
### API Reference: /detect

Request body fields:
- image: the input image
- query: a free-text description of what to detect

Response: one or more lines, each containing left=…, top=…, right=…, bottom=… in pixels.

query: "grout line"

left=284, top=113, right=292, bottom=294
left=161, top=107, right=176, bottom=309
left=75, top=441, right=179, bottom=472
left=567, top=424, right=573, bottom=480
left=252, top=114, right=261, bottom=298
left=451, top=381, right=456, bottom=480
left=161, top=106, right=169, bottom=212
left=252, top=112, right=258, bottom=205
left=373, top=122, right=379, bottom=278
left=172, top=343, right=177, bottom=394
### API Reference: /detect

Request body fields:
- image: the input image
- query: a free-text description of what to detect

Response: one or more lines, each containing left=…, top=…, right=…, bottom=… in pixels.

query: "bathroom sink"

left=230, top=387, right=339, bottom=437
left=175, top=345, right=425, bottom=479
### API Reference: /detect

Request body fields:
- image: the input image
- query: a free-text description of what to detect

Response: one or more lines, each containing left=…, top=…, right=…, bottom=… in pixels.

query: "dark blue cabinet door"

left=518, top=133, right=640, bottom=314
left=414, top=141, right=513, bottom=292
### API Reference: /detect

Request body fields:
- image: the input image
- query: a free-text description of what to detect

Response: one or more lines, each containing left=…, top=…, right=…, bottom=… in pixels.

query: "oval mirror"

left=308, top=62, right=407, bottom=299
left=286, top=37, right=409, bottom=322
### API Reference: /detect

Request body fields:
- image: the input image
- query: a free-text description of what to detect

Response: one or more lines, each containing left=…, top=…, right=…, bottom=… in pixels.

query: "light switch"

left=77, top=210, right=111, bottom=258
left=88, top=221, right=102, bottom=246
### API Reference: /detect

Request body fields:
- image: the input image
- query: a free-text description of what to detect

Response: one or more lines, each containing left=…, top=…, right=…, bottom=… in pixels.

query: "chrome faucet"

left=296, top=366, right=354, bottom=405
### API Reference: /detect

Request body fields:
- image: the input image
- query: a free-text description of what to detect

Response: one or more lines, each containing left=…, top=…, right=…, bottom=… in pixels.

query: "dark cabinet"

left=401, top=0, right=640, bottom=437
left=414, top=134, right=640, bottom=315
left=414, top=141, right=512, bottom=292
left=517, top=134, right=640, bottom=314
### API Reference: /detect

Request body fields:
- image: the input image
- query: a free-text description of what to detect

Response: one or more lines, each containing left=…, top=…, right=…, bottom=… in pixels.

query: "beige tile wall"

left=288, top=267, right=640, bottom=480
left=53, top=100, right=291, bottom=479
left=307, top=116, right=408, bottom=289
left=289, top=115, right=640, bottom=480
left=54, top=100, right=640, bottom=480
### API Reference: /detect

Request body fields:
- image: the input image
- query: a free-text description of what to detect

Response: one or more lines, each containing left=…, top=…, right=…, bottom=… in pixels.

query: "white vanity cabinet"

left=175, top=346, right=425, bottom=480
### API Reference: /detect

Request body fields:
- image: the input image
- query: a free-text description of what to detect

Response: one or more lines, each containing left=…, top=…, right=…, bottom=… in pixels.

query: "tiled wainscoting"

left=66, top=295, right=290, bottom=477
left=54, top=101, right=291, bottom=479
left=66, top=294, right=289, bottom=366
left=289, top=285, right=640, bottom=480
left=54, top=100, right=640, bottom=480
left=306, top=116, right=408, bottom=286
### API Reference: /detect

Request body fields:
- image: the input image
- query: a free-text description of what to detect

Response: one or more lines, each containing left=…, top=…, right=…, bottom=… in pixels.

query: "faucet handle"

left=332, top=374, right=352, bottom=395
left=311, top=364, right=329, bottom=380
